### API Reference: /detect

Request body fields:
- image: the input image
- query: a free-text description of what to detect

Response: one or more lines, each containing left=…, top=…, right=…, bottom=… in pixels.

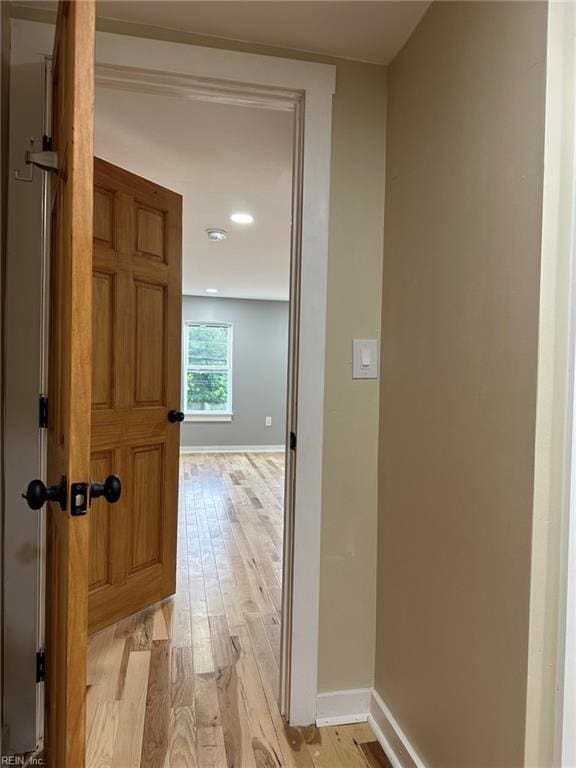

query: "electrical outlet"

left=265, top=416, right=272, bottom=427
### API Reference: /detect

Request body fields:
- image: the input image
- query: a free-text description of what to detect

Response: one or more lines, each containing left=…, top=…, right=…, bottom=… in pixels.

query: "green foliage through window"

left=185, top=324, right=231, bottom=412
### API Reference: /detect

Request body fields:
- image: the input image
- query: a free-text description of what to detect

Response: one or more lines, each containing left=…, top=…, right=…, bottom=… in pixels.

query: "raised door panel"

left=134, top=281, right=166, bottom=407
left=93, top=186, right=115, bottom=247
left=129, top=443, right=164, bottom=573
left=136, top=203, right=166, bottom=262
left=92, top=271, right=115, bottom=409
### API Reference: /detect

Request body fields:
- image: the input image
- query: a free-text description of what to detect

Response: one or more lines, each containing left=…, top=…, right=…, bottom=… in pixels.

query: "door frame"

left=525, top=2, right=576, bottom=765
left=8, top=18, right=335, bottom=729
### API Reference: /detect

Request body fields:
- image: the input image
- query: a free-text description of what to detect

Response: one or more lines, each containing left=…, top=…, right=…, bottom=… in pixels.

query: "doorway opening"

left=84, top=71, right=296, bottom=764
left=5, top=18, right=335, bottom=757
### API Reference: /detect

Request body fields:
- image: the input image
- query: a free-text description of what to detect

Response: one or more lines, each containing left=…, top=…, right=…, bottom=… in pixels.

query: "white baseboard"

left=315, top=689, right=370, bottom=727
left=180, top=445, right=285, bottom=454
left=368, top=688, right=426, bottom=768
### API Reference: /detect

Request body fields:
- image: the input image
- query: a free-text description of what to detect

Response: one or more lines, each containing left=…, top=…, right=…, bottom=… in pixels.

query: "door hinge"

left=15, top=136, right=58, bottom=182
left=289, top=431, right=297, bottom=450
left=39, top=395, right=48, bottom=429
left=27, top=137, right=58, bottom=173
left=36, top=649, right=45, bottom=683
left=26, top=148, right=59, bottom=173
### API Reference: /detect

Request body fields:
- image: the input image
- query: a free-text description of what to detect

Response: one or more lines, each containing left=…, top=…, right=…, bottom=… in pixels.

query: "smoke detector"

left=206, top=228, right=227, bottom=242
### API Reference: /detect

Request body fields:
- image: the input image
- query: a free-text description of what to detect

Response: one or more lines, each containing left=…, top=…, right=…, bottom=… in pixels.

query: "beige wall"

left=11, top=5, right=387, bottom=697
left=376, top=3, right=547, bottom=766
left=318, top=59, right=386, bottom=693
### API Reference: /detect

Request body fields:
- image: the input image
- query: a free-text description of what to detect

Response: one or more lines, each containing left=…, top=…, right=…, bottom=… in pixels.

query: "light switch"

left=361, top=347, right=371, bottom=368
left=353, top=339, right=378, bottom=379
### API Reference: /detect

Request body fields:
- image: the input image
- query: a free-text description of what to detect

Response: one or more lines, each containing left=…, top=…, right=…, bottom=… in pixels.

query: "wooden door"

left=88, top=158, right=182, bottom=634
left=45, top=2, right=95, bottom=766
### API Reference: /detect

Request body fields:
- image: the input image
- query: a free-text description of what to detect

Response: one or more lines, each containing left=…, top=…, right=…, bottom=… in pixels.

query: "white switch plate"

left=265, top=416, right=272, bottom=427
left=353, top=339, right=379, bottom=379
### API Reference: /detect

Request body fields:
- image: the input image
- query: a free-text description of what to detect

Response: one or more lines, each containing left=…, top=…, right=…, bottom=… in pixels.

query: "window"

left=184, top=323, right=233, bottom=419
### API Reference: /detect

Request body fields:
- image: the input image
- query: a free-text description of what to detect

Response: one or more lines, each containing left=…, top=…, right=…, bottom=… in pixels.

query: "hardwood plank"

left=360, top=741, right=395, bottom=768
left=87, top=701, right=119, bottom=768
left=112, top=650, right=151, bottom=768
left=305, top=726, right=345, bottom=768
left=350, top=723, right=377, bottom=744
left=171, top=647, right=195, bottom=708
left=88, top=639, right=128, bottom=705
left=197, top=725, right=227, bottom=768
left=194, top=673, right=221, bottom=728
left=167, top=706, right=197, bottom=768
left=245, top=613, right=280, bottom=701
left=326, top=726, right=371, bottom=768
left=140, top=640, right=170, bottom=768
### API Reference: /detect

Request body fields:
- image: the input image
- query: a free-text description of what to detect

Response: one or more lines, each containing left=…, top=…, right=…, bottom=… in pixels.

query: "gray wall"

left=181, top=296, right=288, bottom=448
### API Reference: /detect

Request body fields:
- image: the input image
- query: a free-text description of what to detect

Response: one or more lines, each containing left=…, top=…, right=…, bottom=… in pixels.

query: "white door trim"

left=526, top=3, right=576, bottom=765
left=12, top=19, right=335, bottom=728
left=556, top=5, right=576, bottom=760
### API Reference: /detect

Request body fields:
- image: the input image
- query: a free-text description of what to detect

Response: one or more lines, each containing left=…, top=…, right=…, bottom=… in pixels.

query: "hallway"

left=86, top=452, right=388, bottom=767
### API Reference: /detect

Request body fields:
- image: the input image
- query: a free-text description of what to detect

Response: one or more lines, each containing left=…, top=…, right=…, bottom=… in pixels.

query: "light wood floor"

left=87, top=452, right=390, bottom=767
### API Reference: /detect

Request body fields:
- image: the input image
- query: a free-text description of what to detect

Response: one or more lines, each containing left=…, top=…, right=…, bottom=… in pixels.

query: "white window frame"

left=182, top=321, right=233, bottom=422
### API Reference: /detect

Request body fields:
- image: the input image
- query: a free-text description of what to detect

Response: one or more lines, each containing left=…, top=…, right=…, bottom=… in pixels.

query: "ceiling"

left=96, top=1, right=430, bottom=65
left=17, top=1, right=430, bottom=66
left=23, top=1, right=433, bottom=297
left=95, top=85, right=293, bottom=300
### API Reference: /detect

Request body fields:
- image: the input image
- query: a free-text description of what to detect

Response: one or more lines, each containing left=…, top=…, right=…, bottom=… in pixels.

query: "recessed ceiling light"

left=206, top=228, right=227, bottom=241
left=230, top=212, right=254, bottom=225
left=205, top=288, right=219, bottom=294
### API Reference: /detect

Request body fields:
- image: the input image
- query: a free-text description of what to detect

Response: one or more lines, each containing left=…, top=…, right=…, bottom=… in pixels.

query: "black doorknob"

left=22, top=476, right=67, bottom=511
left=90, top=474, right=122, bottom=504
left=168, top=410, right=185, bottom=423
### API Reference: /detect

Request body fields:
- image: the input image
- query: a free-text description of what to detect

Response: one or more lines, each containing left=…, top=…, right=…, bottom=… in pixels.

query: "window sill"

left=184, top=413, right=233, bottom=423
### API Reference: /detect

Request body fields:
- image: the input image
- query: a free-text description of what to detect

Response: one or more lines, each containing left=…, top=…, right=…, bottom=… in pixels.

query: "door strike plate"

left=70, top=482, right=89, bottom=516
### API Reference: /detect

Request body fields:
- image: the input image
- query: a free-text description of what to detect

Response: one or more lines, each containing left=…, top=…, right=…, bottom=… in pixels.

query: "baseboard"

left=315, top=689, right=370, bottom=727
left=368, top=688, right=426, bottom=768
left=180, top=445, right=285, bottom=454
